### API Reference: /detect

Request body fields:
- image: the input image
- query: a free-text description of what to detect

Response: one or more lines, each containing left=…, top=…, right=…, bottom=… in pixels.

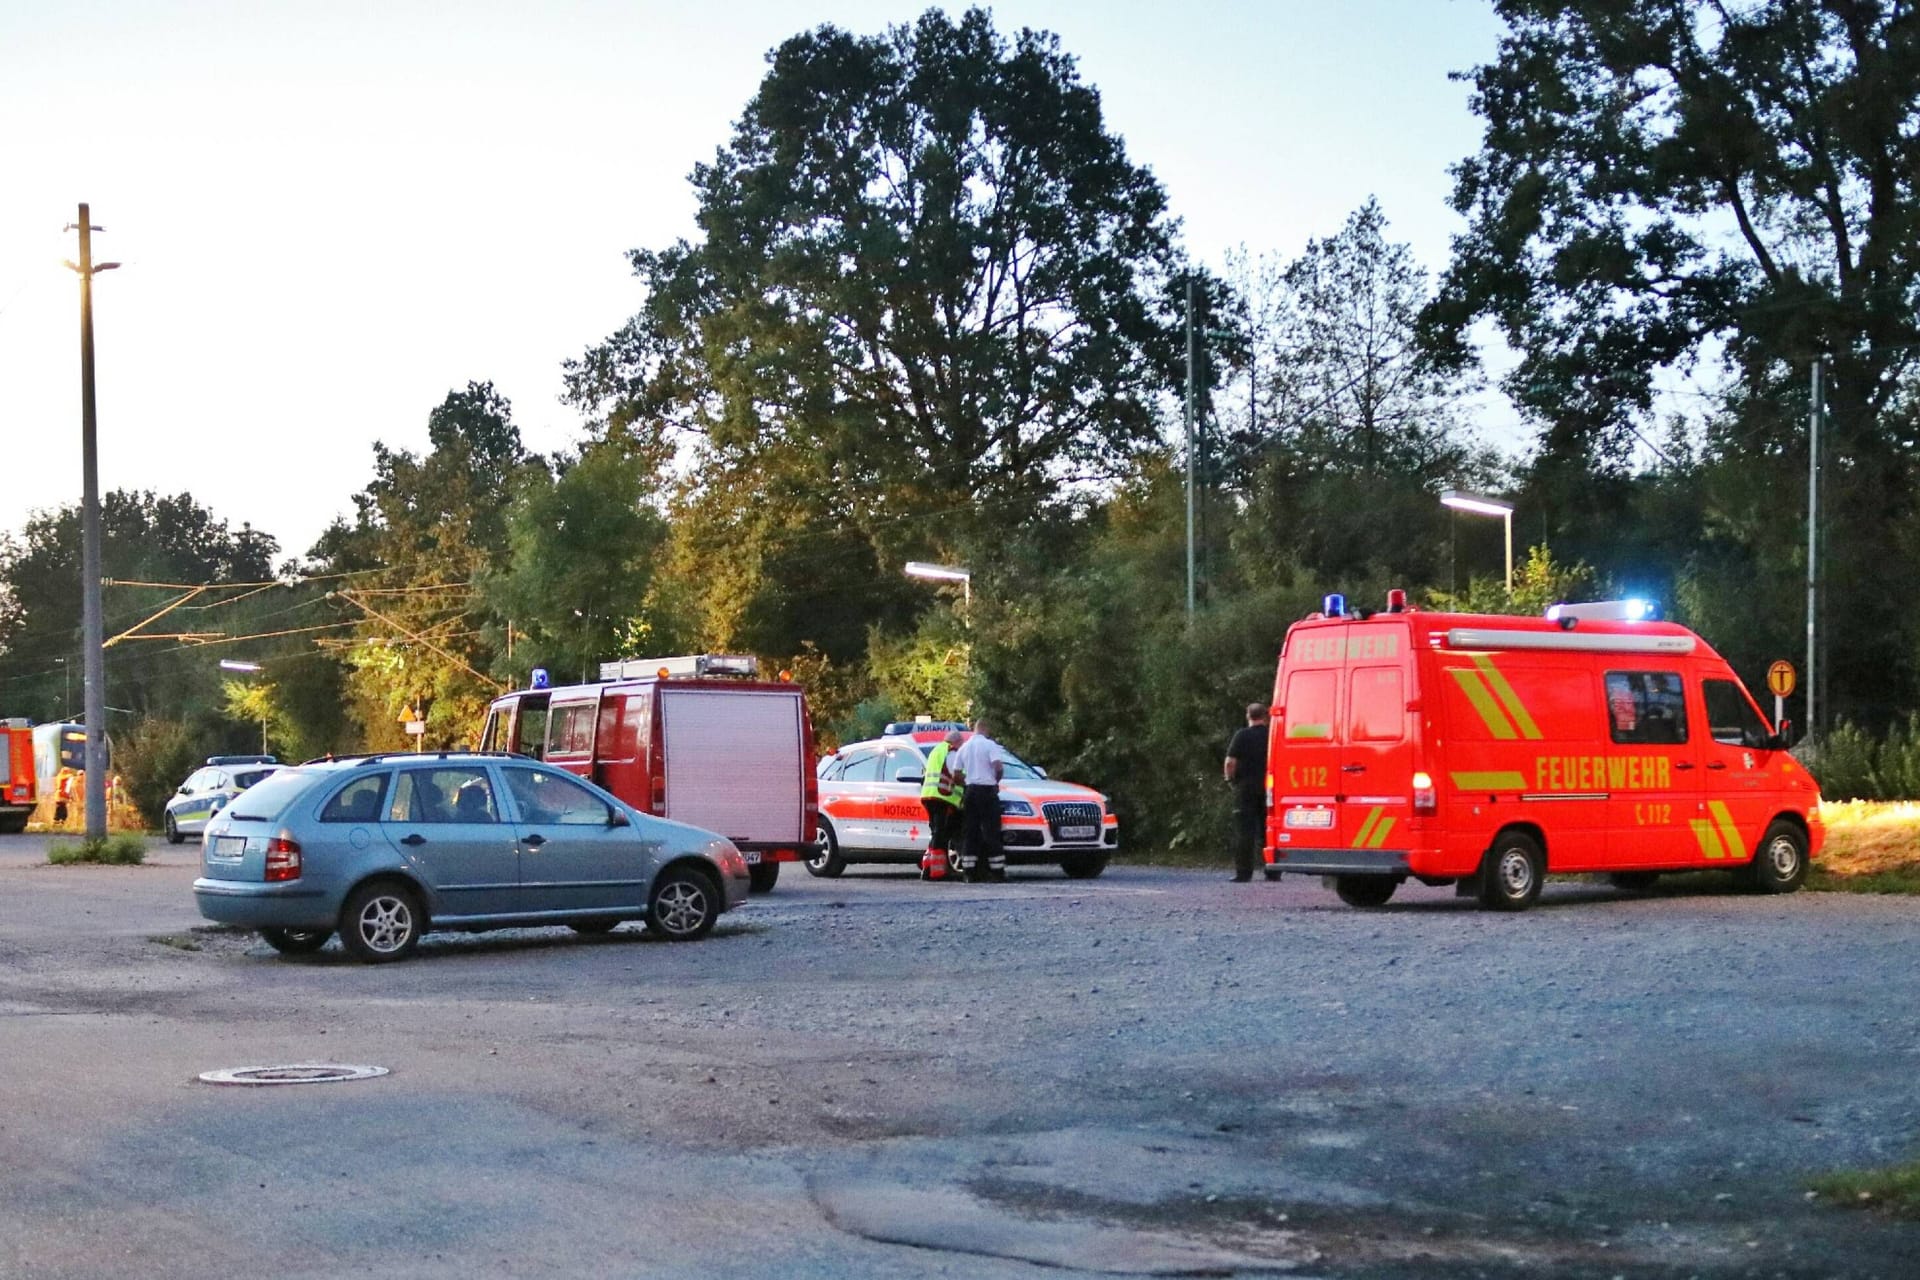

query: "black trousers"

left=960, top=784, right=1003, bottom=876
left=922, top=798, right=958, bottom=851
left=1233, top=803, right=1263, bottom=878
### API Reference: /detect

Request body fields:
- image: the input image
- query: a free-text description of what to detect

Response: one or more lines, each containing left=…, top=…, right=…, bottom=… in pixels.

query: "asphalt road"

left=1, top=833, right=1916, bottom=1278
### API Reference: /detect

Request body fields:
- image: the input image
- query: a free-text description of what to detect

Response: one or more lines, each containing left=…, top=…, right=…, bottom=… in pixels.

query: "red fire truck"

left=2, top=719, right=34, bottom=833
left=479, top=655, right=817, bottom=894
left=1265, top=593, right=1823, bottom=910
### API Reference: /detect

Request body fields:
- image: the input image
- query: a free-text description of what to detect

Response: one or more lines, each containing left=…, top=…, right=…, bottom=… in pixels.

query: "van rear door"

left=659, top=686, right=806, bottom=844
left=1272, top=624, right=1347, bottom=853
left=1339, top=623, right=1414, bottom=855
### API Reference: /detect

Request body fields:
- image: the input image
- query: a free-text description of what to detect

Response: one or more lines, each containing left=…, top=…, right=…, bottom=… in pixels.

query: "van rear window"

left=1348, top=667, right=1404, bottom=742
left=1283, top=670, right=1337, bottom=741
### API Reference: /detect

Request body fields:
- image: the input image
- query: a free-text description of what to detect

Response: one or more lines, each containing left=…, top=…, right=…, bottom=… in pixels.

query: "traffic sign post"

left=1767, top=660, right=1797, bottom=732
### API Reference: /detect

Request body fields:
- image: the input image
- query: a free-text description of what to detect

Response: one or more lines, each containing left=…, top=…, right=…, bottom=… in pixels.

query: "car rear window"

left=225, top=768, right=327, bottom=820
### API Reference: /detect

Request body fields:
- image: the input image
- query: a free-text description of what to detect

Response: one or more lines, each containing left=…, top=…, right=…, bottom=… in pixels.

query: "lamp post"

left=1440, top=490, right=1515, bottom=592
left=904, top=561, right=970, bottom=607
left=219, top=659, right=268, bottom=754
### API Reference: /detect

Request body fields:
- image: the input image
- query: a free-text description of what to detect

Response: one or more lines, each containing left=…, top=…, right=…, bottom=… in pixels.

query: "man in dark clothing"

left=1223, top=702, right=1270, bottom=882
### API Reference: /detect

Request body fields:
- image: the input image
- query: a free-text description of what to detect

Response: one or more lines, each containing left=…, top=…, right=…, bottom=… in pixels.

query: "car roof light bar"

left=1445, top=628, right=1695, bottom=655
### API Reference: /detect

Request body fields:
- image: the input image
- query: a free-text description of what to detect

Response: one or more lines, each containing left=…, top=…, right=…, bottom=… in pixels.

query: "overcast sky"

left=1, top=0, right=1516, bottom=560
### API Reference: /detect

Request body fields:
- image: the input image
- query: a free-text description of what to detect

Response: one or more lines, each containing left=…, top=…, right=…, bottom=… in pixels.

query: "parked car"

left=812, top=729, right=1118, bottom=878
left=192, top=752, right=751, bottom=962
left=165, top=756, right=283, bottom=844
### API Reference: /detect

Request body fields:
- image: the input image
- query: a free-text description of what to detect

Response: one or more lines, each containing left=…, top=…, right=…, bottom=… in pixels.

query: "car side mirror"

left=896, top=771, right=924, bottom=785
left=1768, top=719, right=1795, bottom=750
left=607, top=809, right=630, bottom=828
left=177, top=786, right=191, bottom=795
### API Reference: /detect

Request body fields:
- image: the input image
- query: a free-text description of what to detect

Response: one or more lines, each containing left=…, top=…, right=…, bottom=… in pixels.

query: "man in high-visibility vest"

left=918, top=730, right=964, bottom=880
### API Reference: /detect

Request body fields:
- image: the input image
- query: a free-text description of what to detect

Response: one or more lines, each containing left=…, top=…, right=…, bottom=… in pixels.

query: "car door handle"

left=400, top=833, right=426, bottom=846
left=522, top=833, right=546, bottom=849
left=1674, top=762, right=1696, bottom=771
left=1706, top=761, right=1728, bottom=770
left=1341, top=764, right=1366, bottom=773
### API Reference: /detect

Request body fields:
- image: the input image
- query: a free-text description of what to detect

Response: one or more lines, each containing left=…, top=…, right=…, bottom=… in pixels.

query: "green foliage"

left=116, top=717, right=213, bottom=827
left=1427, top=544, right=1600, bottom=616
left=1795, top=716, right=1920, bottom=802
left=867, top=610, right=970, bottom=725
left=47, top=834, right=147, bottom=865
left=481, top=439, right=670, bottom=688
left=1809, top=1159, right=1920, bottom=1219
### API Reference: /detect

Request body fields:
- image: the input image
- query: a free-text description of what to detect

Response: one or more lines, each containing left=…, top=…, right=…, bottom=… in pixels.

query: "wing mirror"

left=896, top=771, right=924, bottom=785
left=1767, top=719, right=1796, bottom=751
left=177, top=785, right=191, bottom=795
left=607, top=809, right=631, bottom=828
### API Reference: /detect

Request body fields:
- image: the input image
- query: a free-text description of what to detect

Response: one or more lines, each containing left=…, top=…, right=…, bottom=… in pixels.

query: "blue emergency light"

left=530, top=668, right=551, bottom=690
left=1323, top=593, right=1347, bottom=618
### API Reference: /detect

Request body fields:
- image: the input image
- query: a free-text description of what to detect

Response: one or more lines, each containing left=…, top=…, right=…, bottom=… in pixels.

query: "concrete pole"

left=73, top=204, right=109, bottom=839
left=1185, top=277, right=1196, bottom=622
left=1806, top=357, right=1822, bottom=738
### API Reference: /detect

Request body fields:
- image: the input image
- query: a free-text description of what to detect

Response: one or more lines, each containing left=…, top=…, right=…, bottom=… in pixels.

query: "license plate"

left=742, top=850, right=762, bottom=864
left=1058, top=825, right=1098, bottom=840
left=1285, top=808, right=1334, bottom=829
left=209, top=835, right=246, bottom=861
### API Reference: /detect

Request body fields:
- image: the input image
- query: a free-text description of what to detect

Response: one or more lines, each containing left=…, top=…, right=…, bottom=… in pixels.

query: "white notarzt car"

left=812, top=729, right=1117, bottom=878
left=165, top=756, right=282, bottom=844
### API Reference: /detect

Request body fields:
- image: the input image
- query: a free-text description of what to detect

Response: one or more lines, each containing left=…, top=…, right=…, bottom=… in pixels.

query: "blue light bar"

left=530, top=668, right=551, bottom=690
left=1323, top=593, right=1347, bottom=618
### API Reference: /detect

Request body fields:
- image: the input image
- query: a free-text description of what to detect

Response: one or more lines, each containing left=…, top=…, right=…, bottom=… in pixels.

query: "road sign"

left=404, top=720, right=426, bottom=736
left=1767, top=661, right=1797, bottom=698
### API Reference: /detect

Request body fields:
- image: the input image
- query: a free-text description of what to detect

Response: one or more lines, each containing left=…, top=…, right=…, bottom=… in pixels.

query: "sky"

left=0, top=0, right=1518, bottom=561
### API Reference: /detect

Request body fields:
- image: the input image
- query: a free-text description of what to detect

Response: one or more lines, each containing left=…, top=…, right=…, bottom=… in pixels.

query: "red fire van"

left=1264, top=593, right=1823, bottom=910
left=480, top=656, right=817, bottom=894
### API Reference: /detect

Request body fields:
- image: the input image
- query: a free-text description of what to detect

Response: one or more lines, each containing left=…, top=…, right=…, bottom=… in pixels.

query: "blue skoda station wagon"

left=192, top=752, right=751, bottom=962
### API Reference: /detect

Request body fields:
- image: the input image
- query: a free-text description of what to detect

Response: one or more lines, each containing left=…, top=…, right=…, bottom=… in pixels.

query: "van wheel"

left=339, top=881, right=424, bottom=963
left=1607, top=872, right=1659, bottom=892
left=805, top=821, right=846, bottom=878
left=1334, top=876, right=1397, bottom=908
left=1746, top=821, right=1807, bottom=894
left=748, top=862, right=780, bottom=894
left=1478, top=832, right=1544, bottom=911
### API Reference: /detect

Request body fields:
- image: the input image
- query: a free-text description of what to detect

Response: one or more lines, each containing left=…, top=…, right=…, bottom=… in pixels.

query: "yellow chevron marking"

left=1473, top=654, right=1542, bottom=739
left=1451, top=770, right=1528, bottom=790
left=1367, top=815, right=1396, bottom=848
left=1351, top=807, right=1382, bottom=848
left=1691, top=818, right=1726, bottom=860
left=1707, top=801, right=1747, bottom=861
left=1448, top=669, right=1517, bottom=739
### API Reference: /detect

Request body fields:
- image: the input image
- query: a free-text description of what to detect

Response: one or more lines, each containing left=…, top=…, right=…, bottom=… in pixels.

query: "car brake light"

left=264, top=834, right=302, bottom=882
left=1412, top=772, right=1436, bottom=816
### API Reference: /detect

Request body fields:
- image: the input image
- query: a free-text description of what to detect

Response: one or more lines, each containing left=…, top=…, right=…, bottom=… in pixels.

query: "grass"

left=46, top=834, right=148, bottom=866
left=1812, top=800, right=1920, bottom=893
left=1809, top=1160, right=1920, bottom=1219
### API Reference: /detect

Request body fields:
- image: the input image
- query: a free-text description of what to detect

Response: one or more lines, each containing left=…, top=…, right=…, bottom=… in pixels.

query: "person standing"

left=919, top=729, right=964, bottom=879
left=950, top=719, right=1008, bottom=882
left=1223, top=702, right=1270, bottom=882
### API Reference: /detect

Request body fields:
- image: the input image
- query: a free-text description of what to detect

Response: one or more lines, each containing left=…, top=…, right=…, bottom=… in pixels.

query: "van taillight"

left=1265, top=771, right=1274, bottom=807
left=650, top=773, right=665, bottom=815
left=1411, top=772, right=1436, bottom=816
left=264, top=835, right=302, bottom=882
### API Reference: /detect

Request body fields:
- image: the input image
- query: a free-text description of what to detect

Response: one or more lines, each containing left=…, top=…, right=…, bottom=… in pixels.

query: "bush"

left=116, top=718, right=209, bottom=828
left=47, top=834, right=147, bottom=865
left=1798, top=717, right=1920, bottom=802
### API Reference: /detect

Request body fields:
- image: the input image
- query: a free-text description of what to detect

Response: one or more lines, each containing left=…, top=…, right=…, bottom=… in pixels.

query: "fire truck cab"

left=479, top=655, right=817, bottom=894
left=1265, top=593, right=1823, bottom=910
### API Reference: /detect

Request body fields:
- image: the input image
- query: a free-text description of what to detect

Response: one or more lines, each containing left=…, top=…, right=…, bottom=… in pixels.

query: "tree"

left=1426, top=2, right=1920, bottom=472
left=480, top=440, right=670, bottom=686
left=324, top=382, right=531, bottom=748
left=568, top=6, right=1187, bottom=566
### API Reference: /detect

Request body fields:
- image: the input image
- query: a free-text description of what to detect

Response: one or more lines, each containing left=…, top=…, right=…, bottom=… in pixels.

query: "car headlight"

left=999, top=798, right=1034, bottom=817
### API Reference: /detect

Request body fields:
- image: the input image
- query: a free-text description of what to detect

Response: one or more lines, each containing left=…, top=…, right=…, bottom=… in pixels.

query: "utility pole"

left=1805, top=356, right=1824, bottom=739
left=1184, top=276, right=1197, bottom=622
left=64, top=204, right=119, bottom=840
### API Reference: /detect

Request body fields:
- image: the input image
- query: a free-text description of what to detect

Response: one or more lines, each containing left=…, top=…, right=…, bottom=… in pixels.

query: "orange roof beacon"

left=1264, top=591, right=1822, bottom=910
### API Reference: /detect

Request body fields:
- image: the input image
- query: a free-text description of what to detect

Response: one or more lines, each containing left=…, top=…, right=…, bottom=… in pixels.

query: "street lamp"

left=904, top=561, right=971, bottom=607
left=219, top=660, right=268, bottom=753
left=1440, top=490, right=1515, bottom=592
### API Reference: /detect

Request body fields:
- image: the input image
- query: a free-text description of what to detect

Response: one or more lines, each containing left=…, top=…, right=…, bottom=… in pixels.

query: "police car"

left=811, top=723, right=1117, bottom=878
left=164, top=755, right=283, bottom=844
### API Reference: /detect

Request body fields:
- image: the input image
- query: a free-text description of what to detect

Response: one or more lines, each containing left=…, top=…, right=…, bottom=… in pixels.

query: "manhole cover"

left=197, top=1064, right=390, bottom=1086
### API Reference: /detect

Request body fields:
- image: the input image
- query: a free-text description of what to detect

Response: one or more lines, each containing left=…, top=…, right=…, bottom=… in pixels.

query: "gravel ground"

left=1, top=832, right=1917, bottom=1278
